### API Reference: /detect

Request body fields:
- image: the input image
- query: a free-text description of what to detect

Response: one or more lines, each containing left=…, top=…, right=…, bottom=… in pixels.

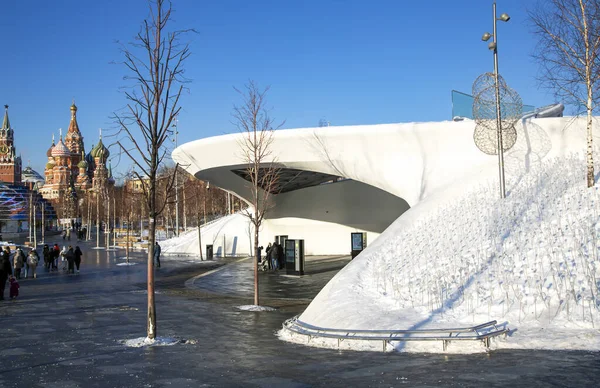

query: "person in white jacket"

left=27, top=250, right=39, bottom=279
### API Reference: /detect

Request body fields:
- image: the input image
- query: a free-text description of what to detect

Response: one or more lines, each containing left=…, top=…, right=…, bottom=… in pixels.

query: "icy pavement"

left=0, top=236, right=597, bottom=387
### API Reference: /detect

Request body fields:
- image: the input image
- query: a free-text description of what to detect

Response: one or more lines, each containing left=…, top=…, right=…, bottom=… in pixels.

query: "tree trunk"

left=196, top=188, right=203, bottom=260
left=254, top=218, right=259, bottom=306
left=587, top=95, right=595, bottom=188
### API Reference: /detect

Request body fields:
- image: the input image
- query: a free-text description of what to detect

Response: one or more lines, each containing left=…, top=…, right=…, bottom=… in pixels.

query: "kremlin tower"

left=0, top=105, right=22, bottom=185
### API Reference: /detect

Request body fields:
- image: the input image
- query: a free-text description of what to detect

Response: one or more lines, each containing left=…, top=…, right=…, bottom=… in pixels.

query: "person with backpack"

left=27, top=250, right=40, bottom=279
left=0, top=248, right=12, bottom=300
left=65, top=246, right=75, bottom=274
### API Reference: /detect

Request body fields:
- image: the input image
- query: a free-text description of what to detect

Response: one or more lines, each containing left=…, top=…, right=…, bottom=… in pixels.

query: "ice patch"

left=121, top=336, right=180, bottom=347
left=236, top=305, right=277, bottom=312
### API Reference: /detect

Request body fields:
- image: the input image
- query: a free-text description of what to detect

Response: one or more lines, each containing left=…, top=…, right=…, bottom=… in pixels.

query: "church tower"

left=65, top=102, right=84, bottom=175
left=0, top=105, right=22, bottom=185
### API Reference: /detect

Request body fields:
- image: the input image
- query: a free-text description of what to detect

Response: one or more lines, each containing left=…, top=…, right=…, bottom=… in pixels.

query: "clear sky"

left=0, top=0, right=551, bottom=177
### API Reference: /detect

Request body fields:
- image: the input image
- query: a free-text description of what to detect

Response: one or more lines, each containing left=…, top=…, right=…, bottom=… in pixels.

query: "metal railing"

left=283, top=316, right=509, bottom=352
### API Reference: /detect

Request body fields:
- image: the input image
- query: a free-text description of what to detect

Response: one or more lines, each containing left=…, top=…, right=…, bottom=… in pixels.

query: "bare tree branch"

left=530, top=0, right=599, bottom=186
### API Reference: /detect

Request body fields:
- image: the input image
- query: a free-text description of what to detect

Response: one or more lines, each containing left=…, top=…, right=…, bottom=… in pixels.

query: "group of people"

left=0, top=243, right=85, bottom=301
left=259, top=242, right=284, bottom=271
left=0, top=245, right=40, bottom=300
left=42, top=244, right=83, bottom=274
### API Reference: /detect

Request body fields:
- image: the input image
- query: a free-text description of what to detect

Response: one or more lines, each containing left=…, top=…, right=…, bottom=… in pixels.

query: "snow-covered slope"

left=160, top=213, right=252, bottom=257
left=283, top=154, right=600, bottom=353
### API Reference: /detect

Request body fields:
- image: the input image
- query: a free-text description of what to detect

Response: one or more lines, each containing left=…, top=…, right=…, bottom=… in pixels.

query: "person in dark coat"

left=52, top=244, right=60, bottom=270
left=66, top=246, right=75, bottom=274
left=270, top=242, right=279, bottom=271
left=154, top=242, right=161, bottom=268
left=43, top=244, right=51, bottom=271
left=0, top=248, right=12, bottom=300
left=265, top=243, right=272, bottom=270
left=74, top=246, right=83, bottom=273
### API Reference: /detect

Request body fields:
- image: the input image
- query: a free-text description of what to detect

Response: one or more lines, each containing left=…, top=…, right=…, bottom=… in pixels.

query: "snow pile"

left=236, top=305, right=277, bottom=312
left=122, top=336, right=180, bottom=347
left=286, top=155, right=600, bottom=352
left=160, top=213, right=251, bottom=256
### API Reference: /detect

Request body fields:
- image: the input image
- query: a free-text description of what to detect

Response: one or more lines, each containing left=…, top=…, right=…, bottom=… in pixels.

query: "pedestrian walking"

left=74, top=246, right=82, bottom=273
left=60, top=246, right=68, bottom=271
left=13, top=248, right=25, bottom=280
left=43, top=244, right=51, bottom=271
left=265, top=243, right=272, bottom=270
left=66, top=246, right=75, bottom=274
left=0, top=248, right=12, bottom=301
left=27, top=250, right=39, bottom=279
left=271, top=241, right=279, bottom=271
left=9, top=276, right=19, bottom=299
left=52, top=244, right=60, bottom=270
left=154, top=242, right=161, bottom=268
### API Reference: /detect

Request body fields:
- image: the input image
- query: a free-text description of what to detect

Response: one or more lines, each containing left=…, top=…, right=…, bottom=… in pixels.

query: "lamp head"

left=488, top=41, right=497, bottom=51
left=482, top=32, right=492, bottom=41
left=499, top=13, right=510, bottom=22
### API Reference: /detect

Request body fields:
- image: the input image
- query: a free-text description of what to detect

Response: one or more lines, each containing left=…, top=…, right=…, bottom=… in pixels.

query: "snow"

left=116, top=262, right=138, bottom=266
left=122, top=336, right=180, bottom=347
left=236, top=305, right=277, bottom=312
left=281, top=154, right=600, bottom=353
left=160, top=213, right=250, bottom=256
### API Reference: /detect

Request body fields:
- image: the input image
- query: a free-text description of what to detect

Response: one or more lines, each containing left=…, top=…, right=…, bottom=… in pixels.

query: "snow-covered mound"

left=283, top=155, right=600, bottom=352
left=160, top=213, right=252, bottom=256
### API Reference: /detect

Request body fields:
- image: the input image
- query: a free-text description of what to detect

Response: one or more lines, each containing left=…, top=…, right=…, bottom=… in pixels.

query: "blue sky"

left=0, top=0, right=550, bottom=176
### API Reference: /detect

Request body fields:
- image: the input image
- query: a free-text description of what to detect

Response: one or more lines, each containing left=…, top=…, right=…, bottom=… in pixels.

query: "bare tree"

left=113, top=0, right=192, bottom=339
left=233, top=81, right=283, bottom=306
left=530, top=0, right=600, bottom=187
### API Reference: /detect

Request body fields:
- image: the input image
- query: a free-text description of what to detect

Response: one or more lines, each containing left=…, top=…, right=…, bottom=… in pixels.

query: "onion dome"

left=77, top=151, right=87, bottom=169
left=51, top=137, right=71, bottom=157
left=86, top=146, right=96, bottom=171
left=46, top=134, right=55, bottom=157
left=91, top=138, right=109, bottom=159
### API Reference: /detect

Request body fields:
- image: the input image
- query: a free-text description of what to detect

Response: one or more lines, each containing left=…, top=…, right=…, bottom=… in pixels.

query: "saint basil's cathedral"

left=40, top=102, right=115, bottom=200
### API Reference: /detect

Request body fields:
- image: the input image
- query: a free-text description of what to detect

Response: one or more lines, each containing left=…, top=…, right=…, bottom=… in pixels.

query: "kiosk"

left=285, top=239, right=305, bottom=275
left=351, top=232, right=367, bottom=259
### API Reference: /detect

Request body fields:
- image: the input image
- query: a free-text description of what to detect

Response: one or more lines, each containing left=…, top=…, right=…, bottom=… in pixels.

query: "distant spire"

left=2, top=105, right=10, bottom=130
left=99, top=127, right=102, bottom=139
left=59, top=128, right=62, bottom=139
left=52, top=133, right=55, bottom=145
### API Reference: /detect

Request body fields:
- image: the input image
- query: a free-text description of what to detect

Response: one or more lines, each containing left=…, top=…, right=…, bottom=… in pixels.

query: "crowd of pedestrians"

left=0, top=242, right=85, bottom=301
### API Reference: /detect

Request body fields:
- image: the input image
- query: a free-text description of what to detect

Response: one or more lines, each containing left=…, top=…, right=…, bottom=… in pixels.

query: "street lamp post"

left=482, top=2, right=510, bottom=199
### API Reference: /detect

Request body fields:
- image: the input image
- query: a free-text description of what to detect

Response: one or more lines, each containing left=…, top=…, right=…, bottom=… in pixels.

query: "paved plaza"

left=0, top=237, right=598, bottom=388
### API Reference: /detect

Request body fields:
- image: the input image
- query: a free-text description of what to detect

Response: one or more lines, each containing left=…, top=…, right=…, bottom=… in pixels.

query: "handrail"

left=294, top=318, right=499, bottom=335
left=283, top=316, right=509, bottom=352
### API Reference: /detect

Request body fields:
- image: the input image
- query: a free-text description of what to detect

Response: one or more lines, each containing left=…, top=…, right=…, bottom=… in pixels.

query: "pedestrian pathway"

left=0, top=237, right=597, bottom=388
left=186, top=255, right=351, bottom=301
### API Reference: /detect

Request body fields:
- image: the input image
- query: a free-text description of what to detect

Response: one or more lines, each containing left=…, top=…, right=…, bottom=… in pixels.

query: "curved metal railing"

left=283, top=316, right=509, bottom=352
